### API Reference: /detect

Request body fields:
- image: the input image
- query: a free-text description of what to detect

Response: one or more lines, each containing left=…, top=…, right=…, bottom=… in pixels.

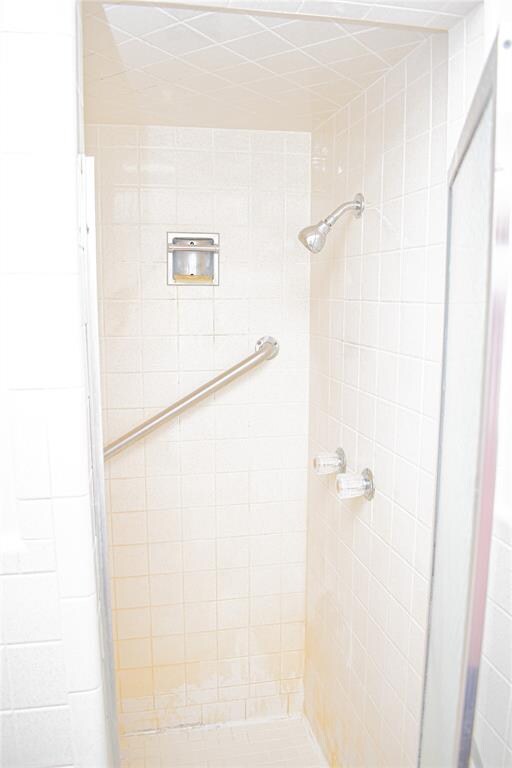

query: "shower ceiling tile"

left=102, top=4, right=175, bottom=36
left=285, top=66, right=343, bottom=87
left=142, top=58, right=203, bottom=84
left=303, top=35, right=379, bottom=64
left=117, top=38, right=172, bottom=68
left=364, top=6, right=438, bottom=26
left=121, top=69, right=181, bottom=92
left=379, top=42, right=420, bottom=65
left=311, top=111, right=335, bottom=129
left=223, top=30, right=292, bottom=60
left=173, top=0, right=482, bottom=29
left=250, top=14, right=292, bottom=29
left=83, top=3, right=439, bottom=131
left=275, top=19, right=348, bottom=46
left=182, top=45, right=247, bottom=71
left=83, top=13, right=131, bottom=55
left=164, top=6, right=207, bottom=21
left=354, top=25, right=425, bottom=51
left=85, top=51, right=127, bottom=80
left=179, top=71, right=234, bottom=93
left=214, top=62, right=274, bottom=85
left=83, top=0, right=482, bottom=31
left=349, top=68, right=386, bottom=89
left=186, top=11, right=262, bottom=41
left=247, top=76, right=302, bottom=97
left=312, top=80, right=359, bottom=104
left=331, top=52, right=385, bottom=75
left=257, top=50, right=320, bottom=75
left=143, top=24, right=214, bottom=55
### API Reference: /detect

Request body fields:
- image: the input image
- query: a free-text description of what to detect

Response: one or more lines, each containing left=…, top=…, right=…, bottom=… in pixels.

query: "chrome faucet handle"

left=313, top=447, right=346, bottom=476
left=335, top=468, right=374, bottom=501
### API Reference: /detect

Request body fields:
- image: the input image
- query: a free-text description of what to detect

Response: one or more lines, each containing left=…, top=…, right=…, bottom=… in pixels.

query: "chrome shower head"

left=298, top=220, right=331, bottom=254
left=298, top=193, right=364, bottom=254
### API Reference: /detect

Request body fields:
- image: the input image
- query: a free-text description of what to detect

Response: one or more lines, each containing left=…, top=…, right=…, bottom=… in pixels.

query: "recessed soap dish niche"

left=167, top=232, right=219, bottom=286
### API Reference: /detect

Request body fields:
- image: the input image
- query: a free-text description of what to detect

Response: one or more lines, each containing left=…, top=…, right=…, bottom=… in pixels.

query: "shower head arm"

left=323, top=193, right=365, bottom=227
left=297, top=193, right=364, bottom=254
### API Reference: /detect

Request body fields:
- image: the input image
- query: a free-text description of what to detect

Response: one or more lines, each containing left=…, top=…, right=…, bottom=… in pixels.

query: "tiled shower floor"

left=120, top=716, right=328, bottom=768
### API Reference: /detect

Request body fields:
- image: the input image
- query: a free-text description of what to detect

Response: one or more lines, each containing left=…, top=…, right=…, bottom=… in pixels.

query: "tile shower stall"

left=85, top=2, right=449, bottom=760
left=2, top=1, right=511, bottom=767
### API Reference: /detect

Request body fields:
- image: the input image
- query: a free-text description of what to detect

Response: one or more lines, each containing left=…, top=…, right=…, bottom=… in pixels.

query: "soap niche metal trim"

left=167, top=232, right=219, bottom=286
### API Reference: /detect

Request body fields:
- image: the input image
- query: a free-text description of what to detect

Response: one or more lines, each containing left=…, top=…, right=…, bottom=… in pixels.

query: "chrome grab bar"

left=103, top=336, right=279, bottom=461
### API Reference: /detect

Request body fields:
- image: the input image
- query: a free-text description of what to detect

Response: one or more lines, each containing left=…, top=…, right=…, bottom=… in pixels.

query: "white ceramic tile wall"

left=86, top=123, right=311, bottom=733
left=304, top=33, right=449, bottom=766
left=447, top=5, right=512, bottom=765
left=446, top=2, right=486, bottom=159
left=0, top=1, right=110, bottom=766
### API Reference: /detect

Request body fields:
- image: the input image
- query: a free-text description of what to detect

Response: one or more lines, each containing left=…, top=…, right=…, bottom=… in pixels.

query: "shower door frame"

left=79, top=154, right=120, bottom=767
left=419, top=27, right=512, bottom=768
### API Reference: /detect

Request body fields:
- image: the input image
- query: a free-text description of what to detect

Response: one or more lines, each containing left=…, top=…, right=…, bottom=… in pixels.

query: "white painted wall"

left=0, top=1, right=112, bottom=765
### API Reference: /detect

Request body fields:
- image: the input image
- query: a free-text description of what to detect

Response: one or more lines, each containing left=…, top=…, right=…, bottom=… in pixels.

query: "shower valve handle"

left=336, top=469, right=375, bottom=501
left=313, top=448, right=346, bottom=476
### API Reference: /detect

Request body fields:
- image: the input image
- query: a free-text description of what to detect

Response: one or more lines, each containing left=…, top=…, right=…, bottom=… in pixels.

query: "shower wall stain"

left=85, top=125, right=311, bottom=733
left=305, top=35, right=449, bottom=767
